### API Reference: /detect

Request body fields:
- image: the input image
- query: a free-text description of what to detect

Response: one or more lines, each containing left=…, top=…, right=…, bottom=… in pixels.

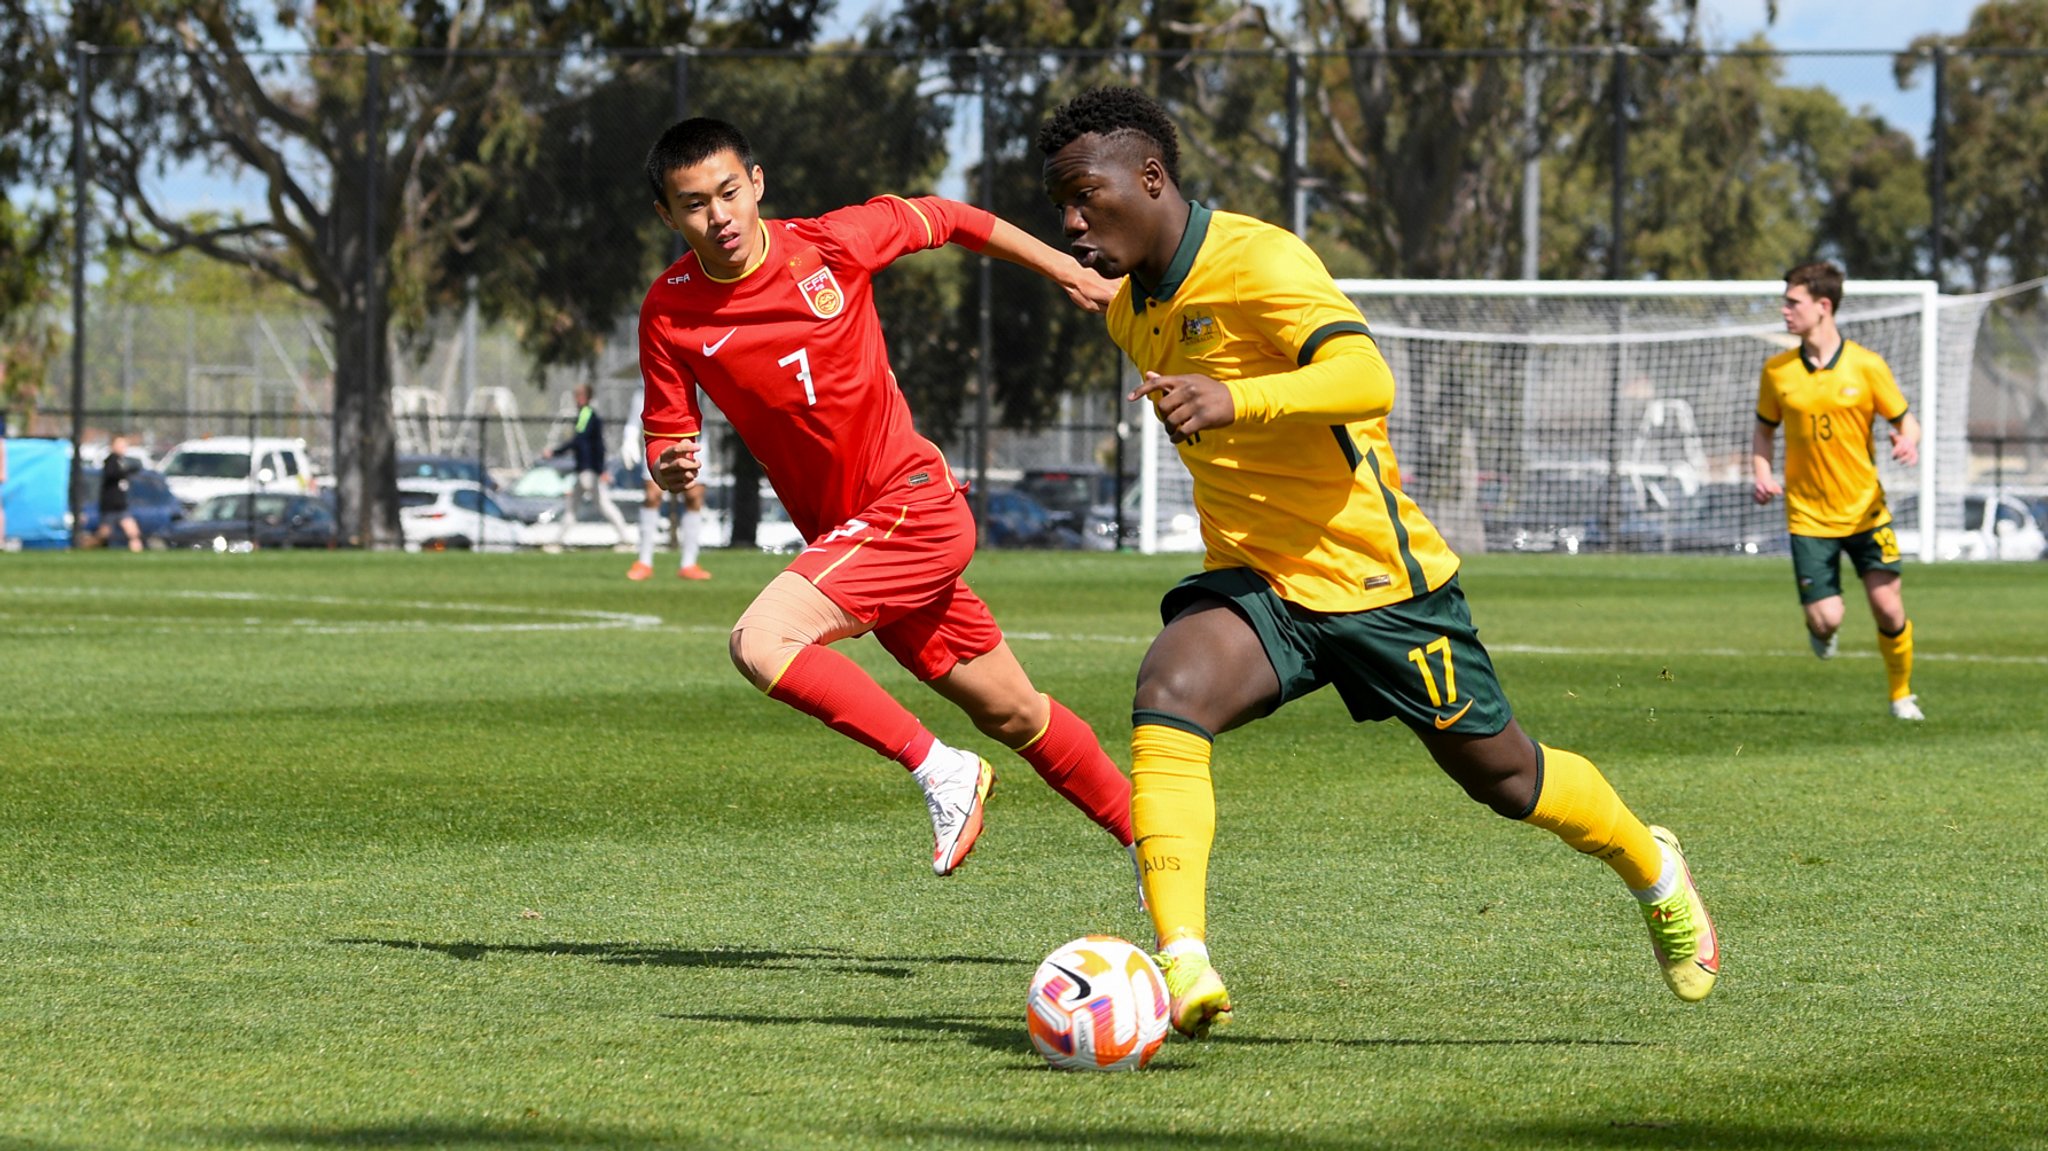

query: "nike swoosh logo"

left=702, top=328, right=738, bottom=356
left=1433, top=700, right=1475, bottom=730
left=1049, top=961, right=1092, bottom=1001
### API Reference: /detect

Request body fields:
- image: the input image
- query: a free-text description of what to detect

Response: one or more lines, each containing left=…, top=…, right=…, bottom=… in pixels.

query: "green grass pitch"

left=1, top=549, right=2043, bottom=1150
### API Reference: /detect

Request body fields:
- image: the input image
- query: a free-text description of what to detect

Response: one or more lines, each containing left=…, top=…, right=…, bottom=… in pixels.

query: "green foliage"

left=1, top=550, right=2045, bottom=1148
left=1613, top=45, right=1930, bottom=279
left=0, top=0, right=66, bottom=405
left=1900, top=0, right=2048, bottom=288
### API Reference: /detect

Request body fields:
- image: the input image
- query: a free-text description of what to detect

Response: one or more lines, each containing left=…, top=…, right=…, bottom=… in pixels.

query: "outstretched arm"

left=978, top=217, right=1120, bottom=313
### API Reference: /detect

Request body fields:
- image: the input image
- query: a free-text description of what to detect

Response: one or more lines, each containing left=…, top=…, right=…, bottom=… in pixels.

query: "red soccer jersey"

left=638, top=195, right=996, bottom=540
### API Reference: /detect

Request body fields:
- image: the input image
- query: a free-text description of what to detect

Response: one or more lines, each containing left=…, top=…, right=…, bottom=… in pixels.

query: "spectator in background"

left=0, top=435, right=9, bottom=549
left=546, top=382, right=632, bottom=550
left=94, top=434, right=144, bottom=552
left=623, top=387, right=710, bottom=582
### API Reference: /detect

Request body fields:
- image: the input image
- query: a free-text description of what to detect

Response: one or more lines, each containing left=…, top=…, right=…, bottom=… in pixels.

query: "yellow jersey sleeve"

left=1756, top=353, right=1788, bottom=425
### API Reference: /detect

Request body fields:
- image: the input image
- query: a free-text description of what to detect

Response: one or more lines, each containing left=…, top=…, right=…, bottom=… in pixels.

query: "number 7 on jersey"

left=778, top=347, right=816, bottom=405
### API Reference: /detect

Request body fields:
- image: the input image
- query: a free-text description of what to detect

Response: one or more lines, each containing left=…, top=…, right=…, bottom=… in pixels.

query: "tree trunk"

left=330, top=301, right=401, bottom=549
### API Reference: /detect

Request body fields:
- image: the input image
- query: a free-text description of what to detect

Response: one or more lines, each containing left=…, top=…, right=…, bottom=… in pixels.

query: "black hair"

left=1035, top=86, right=1181, bottom=186
left=644, top=117, right=755, bottom=203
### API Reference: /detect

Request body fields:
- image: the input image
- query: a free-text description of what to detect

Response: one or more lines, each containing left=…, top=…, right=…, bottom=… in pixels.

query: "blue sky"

left=1696, top=0, right=1975, bottom=133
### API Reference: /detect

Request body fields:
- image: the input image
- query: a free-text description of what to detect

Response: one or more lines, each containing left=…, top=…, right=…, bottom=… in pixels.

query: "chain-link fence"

left=7, top=44, right=2047, bottom=551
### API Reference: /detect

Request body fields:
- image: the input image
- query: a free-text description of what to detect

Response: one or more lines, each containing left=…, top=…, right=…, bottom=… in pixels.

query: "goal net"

left=1135, top=279, right=1990, bottom=560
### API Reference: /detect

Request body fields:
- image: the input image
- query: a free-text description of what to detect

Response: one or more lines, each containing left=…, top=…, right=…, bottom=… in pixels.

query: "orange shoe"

left=678, top=564, right=712, bottom=581
left=626, top=561, right=654, bottom=581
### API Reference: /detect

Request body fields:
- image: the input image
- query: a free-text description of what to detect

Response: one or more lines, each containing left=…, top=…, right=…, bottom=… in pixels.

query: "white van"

left=157, top=436, right=319, bottom=513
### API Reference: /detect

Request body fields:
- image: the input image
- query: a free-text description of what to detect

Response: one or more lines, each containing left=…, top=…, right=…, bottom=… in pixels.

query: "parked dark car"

left=75, top=465, right=184, bottom=547
left=398, top=453, right=496, bottom=488
left=494, top=458, right=576, bottom=524
left=978, top=487, right=1086, bottom=549
left=1021, top=466, right=1122, bottom=551
left=1618, top=482, right=1788, bottom=556
left=166, top=492, right=341, bottom=551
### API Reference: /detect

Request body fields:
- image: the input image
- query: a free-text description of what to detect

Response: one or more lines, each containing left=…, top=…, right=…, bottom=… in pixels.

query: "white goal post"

left=1329, top=279, right=1969, bottom=561
left=1127, top=278, right=1998, bottom=559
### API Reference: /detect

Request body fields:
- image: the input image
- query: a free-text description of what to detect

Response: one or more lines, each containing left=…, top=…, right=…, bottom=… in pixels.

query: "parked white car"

left=1892, top=489, right=2047, bottom=562
left=157, top=436, right=319, bottom=514
left=397, top=479, right=526, bottom=553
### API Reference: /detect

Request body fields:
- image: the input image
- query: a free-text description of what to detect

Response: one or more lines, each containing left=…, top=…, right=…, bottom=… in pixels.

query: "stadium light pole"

left=1282, top=48, right=1306, bottom=238
left=68, top=42, right=93, bottom=539
left=972, top=45, right=996, bottom=540
left=1928, top=44, right=1946, bottom=290
left=1520, top=33, right=1542, bottom=280
left=1607, top=43, right=1629, bottom=282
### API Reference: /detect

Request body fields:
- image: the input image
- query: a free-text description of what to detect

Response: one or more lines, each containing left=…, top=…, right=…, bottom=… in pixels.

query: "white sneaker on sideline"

left=1890, top=695, right=1925, bottom=721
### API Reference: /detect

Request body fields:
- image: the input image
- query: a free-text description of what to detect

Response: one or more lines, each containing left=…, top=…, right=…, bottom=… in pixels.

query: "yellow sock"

left=1879, top=619, right=1914, bottom=702
left=1131, top=718, right=1216, bottom=949
left=1522, top=744, right=1663, bottom=890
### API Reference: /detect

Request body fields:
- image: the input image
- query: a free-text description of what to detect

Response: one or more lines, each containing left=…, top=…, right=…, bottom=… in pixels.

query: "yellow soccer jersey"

left=1757, top=339, right=1911, bottom=537
left=1104, top=203, right=1460, bottom=613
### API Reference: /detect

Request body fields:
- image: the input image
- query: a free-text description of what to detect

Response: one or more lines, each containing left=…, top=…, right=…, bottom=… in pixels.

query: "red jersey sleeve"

left=816, top=195, right=997, bottom=273
left=638, top=295, right=702, bottom=471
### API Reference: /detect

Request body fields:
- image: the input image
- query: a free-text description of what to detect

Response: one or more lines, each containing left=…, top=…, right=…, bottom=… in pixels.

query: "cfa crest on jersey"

left=784, top=243, right=846, bottom=319
left=798, top=267, right=845, bottom=318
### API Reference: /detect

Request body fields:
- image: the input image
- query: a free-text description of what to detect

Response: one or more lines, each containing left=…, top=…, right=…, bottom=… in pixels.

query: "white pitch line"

left=0, top=585, right=662, bottom=633
left=7, top=584, right=2040, bottom=665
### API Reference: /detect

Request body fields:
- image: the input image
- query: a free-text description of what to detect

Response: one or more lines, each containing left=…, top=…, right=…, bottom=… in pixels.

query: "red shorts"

left=787, top=489, right=1003, bottom=681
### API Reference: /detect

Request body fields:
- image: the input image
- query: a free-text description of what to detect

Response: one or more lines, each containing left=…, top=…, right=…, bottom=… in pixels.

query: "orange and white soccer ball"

left=1026, top=935, right=1170, bottom=1071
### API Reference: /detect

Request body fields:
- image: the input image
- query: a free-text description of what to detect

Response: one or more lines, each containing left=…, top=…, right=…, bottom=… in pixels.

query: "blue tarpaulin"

left=1, top=438, right=76, bottom=549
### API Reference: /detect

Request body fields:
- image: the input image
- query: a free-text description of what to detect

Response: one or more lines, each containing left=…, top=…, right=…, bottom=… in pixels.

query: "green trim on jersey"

left=1129, top=201, right=1215, bottom=313
left=1329, top=426, right=1364, bottom=471
left=1365, top=448, right=1426, bottom=594
left=1298, top=319, right=1373, bottom=367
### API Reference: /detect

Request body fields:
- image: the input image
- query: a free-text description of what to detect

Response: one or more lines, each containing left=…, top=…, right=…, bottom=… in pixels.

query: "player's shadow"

left=667, top=1010, right=1051, bottom=1061
left=333, top=938, right=1027, bottom=980
left=665, top=1009, right=1644, bottom=1065
left=887, top=1120, right=1922, bottom=1150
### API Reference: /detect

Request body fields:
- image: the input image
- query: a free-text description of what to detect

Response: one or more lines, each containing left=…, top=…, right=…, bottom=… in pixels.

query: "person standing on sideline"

left=1037, top=86, right=1718, bottom=1037
left=1752, top=261, right=1923, bottom=721
left=93, top=435, right=145, bottom=552
left=623, top=388, right=710, bottom=581
left=546, top=383, right=633, bottom=549
left=639, top=116, right=1136, bottom=879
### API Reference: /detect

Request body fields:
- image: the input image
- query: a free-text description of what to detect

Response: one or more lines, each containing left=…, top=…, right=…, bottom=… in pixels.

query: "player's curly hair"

left=645, top=117, right=756, bottom=203
left=1035, top=87, right=1181, bottom=186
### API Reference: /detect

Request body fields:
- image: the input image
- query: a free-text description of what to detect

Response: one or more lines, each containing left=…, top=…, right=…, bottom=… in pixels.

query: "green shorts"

left=1160, top=569, right=1513, bottom=736
left=1790, top=526, right=1902, bottom=604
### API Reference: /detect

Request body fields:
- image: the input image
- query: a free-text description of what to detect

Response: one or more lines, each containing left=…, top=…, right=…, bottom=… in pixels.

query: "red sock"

left=767, top=645, right=935, bottom=770
left=1016, top=697, right=1133, bottom=844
